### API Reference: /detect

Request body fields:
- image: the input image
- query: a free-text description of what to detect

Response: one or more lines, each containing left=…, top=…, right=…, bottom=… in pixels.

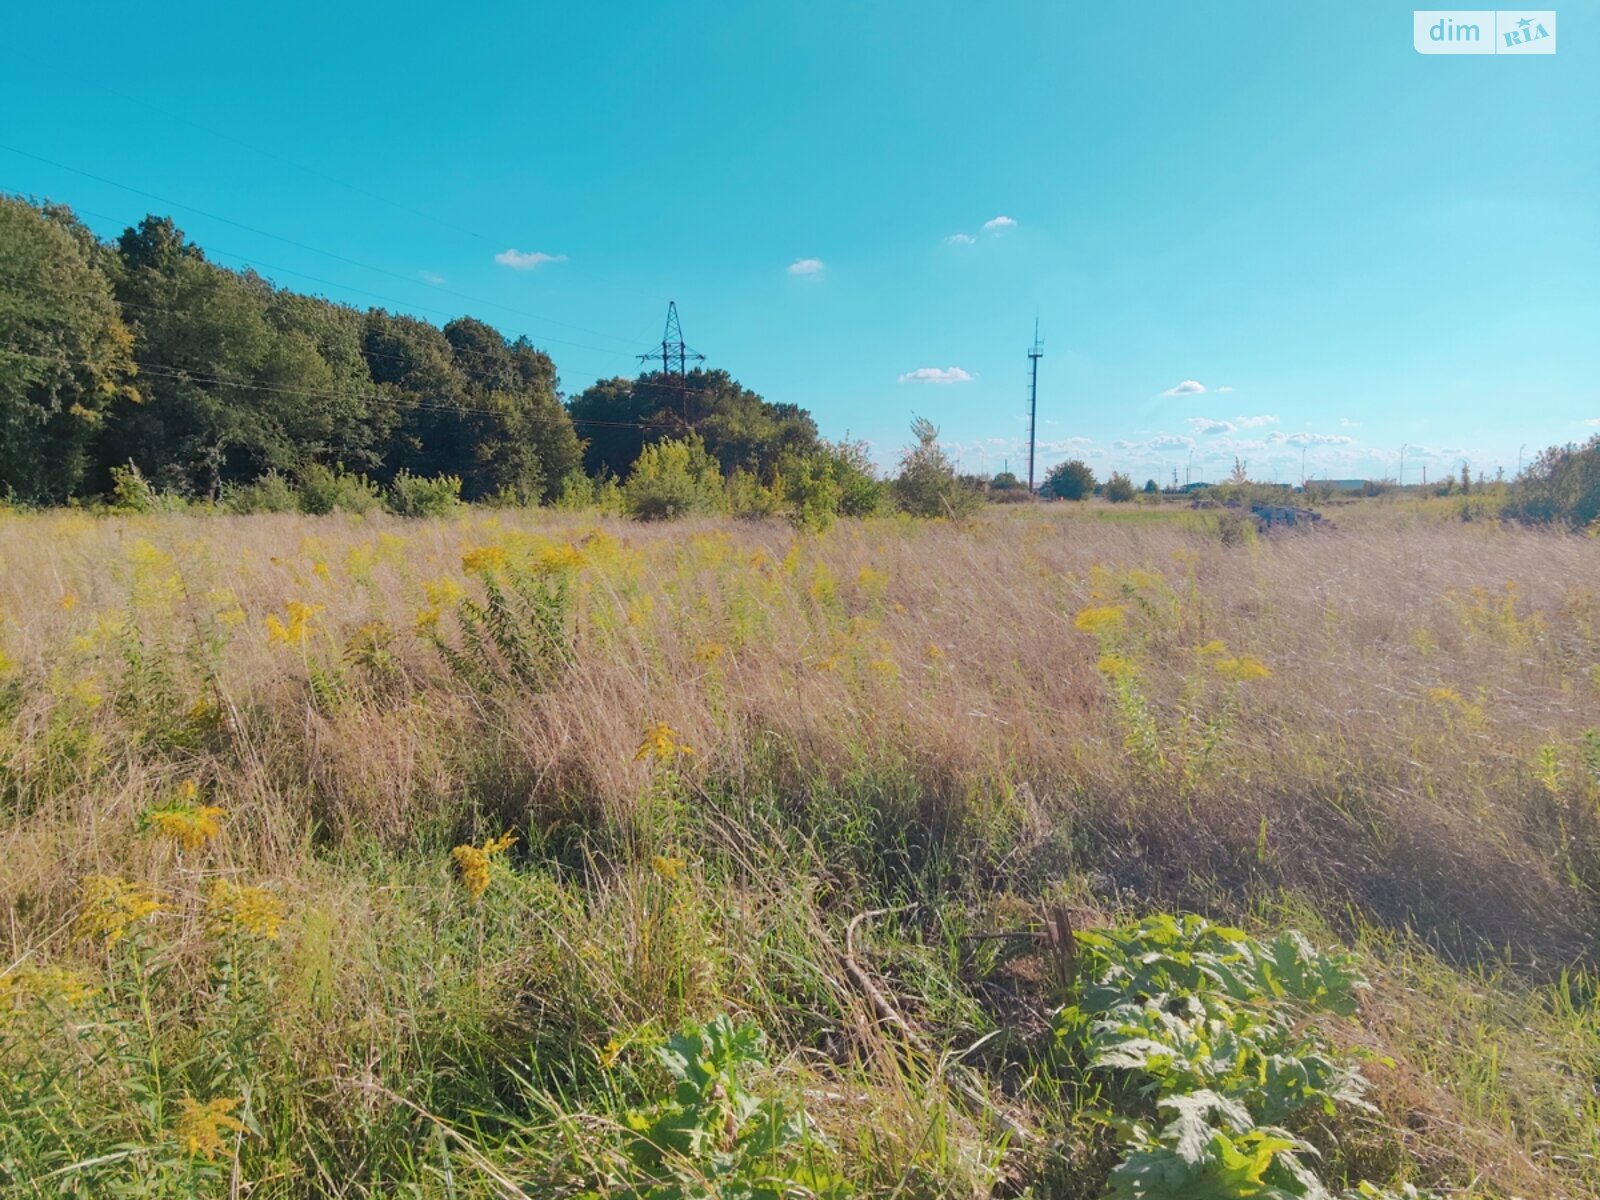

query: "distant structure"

left=639, top=301, right=705, bottom=377
left=1305, top=479, right=1370, bottom=493
left=1026, top=320, right=1043, bottom=496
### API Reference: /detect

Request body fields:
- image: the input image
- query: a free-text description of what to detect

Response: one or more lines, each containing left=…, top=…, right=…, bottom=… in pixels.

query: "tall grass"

left=1, top=505, right=1597, bottom=1196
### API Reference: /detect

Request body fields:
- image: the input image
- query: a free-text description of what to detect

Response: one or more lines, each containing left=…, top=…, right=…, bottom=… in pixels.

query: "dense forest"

left=0, top=195, right=839, bottom=508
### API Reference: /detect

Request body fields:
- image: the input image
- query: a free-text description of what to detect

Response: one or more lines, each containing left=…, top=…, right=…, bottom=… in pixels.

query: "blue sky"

left=3, top=2, right=1596, bottom=482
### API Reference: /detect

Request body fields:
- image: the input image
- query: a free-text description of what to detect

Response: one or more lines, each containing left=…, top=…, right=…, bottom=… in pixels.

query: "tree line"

left=0, top=195, right=861, bottom=513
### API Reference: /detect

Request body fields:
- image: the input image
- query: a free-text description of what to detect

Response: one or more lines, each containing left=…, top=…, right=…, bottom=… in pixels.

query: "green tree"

left=0, top=198, right=136, bottom=502
left=622, top=435, right=722, bottom=521
left=1105, top=471, right=1136, bottom=502
left=1045, top=458, right=1096, bottom=500
left=892, top=418, right=977, bottom=517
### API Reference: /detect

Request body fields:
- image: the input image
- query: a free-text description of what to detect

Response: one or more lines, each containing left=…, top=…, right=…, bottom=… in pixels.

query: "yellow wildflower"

left=1096, top=653, right=1138, bottom=680
left=0, top=649, right=15, bottom=677
left=204, top=879, right=284, bottom=940
left=652, top=855, right=686, bottom=882
left=60, top=592, right=79, bottom=610
left=694, top=642, right=727, bottom=664
left=1196, top=639, right=1228, bottom=657
left=0, top=965, right=97, bottom=1015
left=451, top=831, right=518, bottom=903
left=1073, top=605, right=1126, bottom=635
left=70, top=678, right=104, bottom=709
left=172, top=1095, right=246, bottom=1161
left=1428, top=686, right=1464, bottom=706
left=265, top=601, right=322, bottom=646
left=867, top=657, right=899, bottom=681
left=599, top=1037, right=624, bottom=1069
left=144, top=800, right=225, bottom=853
left=461, top=544, right=507, bottom=573
left=634, top=722, right=694, bottom=763
left=74, top=876, right=162, bottom=949
left=533, top=544, right=585, bottom=574
left=1211, top=654, right=1273, bottom=682
left=311, top=560, right=330, bottom=580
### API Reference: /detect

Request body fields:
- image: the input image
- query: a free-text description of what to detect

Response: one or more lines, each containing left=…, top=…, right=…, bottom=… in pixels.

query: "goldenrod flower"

left=599, top=1037, right=624, bottom=1069
left=461, top=545, right=507, bottom=573
left=1428, top=686, right=1464, bottom=706
left=634, top=722, right=694, bottom=763
left=533, top=544, right=585, bottom=574
left=451, top=831, right=518, bottom=903
left=0, top=965, right=97, bottom=1016
left=60, top=592, right=79, bottom=610
left=75, top=875, right=162, bottom=949
left=694, top=642, right=726, bottom=664
left=1096, top=653, right=1138, bottom=680
left=1196, top=639, right=1228, bottom=657
left=172, top=1095, right=246, bottom=1161
left=143, top=784, right=224, bottom=852
left=205, top=879, right=284, bottom=940
left=651, top=855, right=685, bottom=882
left=265, top=601, right=322, bottom=646
left=1073, top=605, right=1126, bottom=635
left=1211, top=654, right=1273, bottom=682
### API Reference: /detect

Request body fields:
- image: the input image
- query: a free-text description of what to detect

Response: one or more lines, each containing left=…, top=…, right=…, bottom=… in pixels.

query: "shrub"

left=1105, top=471, right=1136, bottom=503
left=819, top=438, right=887, bottom=517
left=725, top=468, right=781, bottom=520
left=296, top=464, right=381, bottom=515
left=893, top=418, right=978, bottom=518
left=387, top=471, right=463, bottom=518
left=223, top=470, right=300, bottom=514
left=1046, top=459, right=1096, bottom=500
left=1505, top=435, right=1600, bottom=530
left=622, top=435, right=721, bottom=521
left=774, top=453, right=841, bottom=532
left=553, top=468, right=597, bottom=511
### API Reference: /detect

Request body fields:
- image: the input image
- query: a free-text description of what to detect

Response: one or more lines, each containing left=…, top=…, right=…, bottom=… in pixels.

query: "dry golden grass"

left=2, top=503, right=1598, bottom=1195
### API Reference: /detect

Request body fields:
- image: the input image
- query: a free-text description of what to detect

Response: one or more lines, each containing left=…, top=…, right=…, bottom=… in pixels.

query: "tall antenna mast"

left=638, top=300, right=705, bottom=377
left=1027, top=318, right=1044, bottom=496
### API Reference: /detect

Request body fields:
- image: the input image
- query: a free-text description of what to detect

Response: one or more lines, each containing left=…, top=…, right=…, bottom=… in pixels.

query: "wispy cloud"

left=1339, top=417, right=1361, bottom=428
left=982, top=215, right=1016, bottom=231
left=944, top=233, right=976, bottom=245
left=1267, top=431, right=1356, bottom=447
left=494, top=249, right=566, bottom=271
left=898, top=366, right=974, bottom=385
left=1216, top=385, right=1234, bottom=393
left=1586, top=418, right=1600, bottom=427
left=1189, top=419, right=1235, bottom=436
left=1116, top=433, right=1194, bottom=452
left=1162, top=379, right=1207, bottom=397
left=787, top=257, right=825, bottom=276
left=1234, top=414, right=1277, bottom=429
left=420, top=270, right=446, bottom=285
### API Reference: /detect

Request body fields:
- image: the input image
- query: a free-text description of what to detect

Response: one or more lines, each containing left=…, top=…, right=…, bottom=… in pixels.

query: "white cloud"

left=1234, top=414, right=1277, bottom=429
left=495, top=249, right=566, bottom=271
left=898, top=366, right=974, bottom=385
left=944, top=233, right=976, bottom=245
left=982, top=215, right=1016, bottom=231
left=1117, top=433, right=1194, bottom=453
left=787, top=257, right=825, bottom=276
left=420, top=270, right=446, bottom=285
left=1216, top=385, right=1234, bottom=393
left=1339, top=417, right=1361, bottom=428
left=1268, top=431, right=1356, bottom=447
left=1586, top=418, right=1600, bottom=427
left=1189, top=419, right=1235, bottom=436
left=1162, top=379, right=1207, bottom=397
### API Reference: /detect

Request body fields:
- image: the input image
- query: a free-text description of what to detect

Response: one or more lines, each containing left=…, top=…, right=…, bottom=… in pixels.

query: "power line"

left=0, top=343, right=688, bottom=432
left=0, top=142, right=645, bottom=350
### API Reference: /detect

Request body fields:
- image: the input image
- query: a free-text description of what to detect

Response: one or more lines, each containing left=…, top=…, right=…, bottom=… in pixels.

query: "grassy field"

left=2, top=503, right=1598, bottom=1197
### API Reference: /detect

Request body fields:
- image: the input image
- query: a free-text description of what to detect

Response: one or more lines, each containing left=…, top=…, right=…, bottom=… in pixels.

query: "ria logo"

left=1413, top=10, right=1556, bottom=54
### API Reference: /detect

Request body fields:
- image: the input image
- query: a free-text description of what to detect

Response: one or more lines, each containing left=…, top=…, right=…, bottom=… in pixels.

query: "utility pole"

left=1399, top=444, right=1407, bottom=487
left=1027, top=319, right=1043, bottom=496
left=638, top=301, right=706, bottom=427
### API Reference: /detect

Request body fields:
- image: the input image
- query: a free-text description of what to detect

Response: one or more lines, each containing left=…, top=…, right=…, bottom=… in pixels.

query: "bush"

left=774, top=454, right=840, bottom=532
left=819, top=439, right=887, bottom=517
left=387, top=471, right=463, bottom=518
left=223, top=471, right=300, bottom=514
left=725, top=468, right=781, bottom=520
left=1046, top=459, right=1096, bottom=500
left=1505, top=436, right=1600, bottom=530
left=108, top=463, right=187, bottom=513
left=1105, top=471, right=1136, bottom=503
left=893, top=418, right=978, bottom=518
left=622, top=436, right=722, bottom=521
left=553, top=469, right=596, bottom=511
left=297, top=464, right=381, bottom=515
